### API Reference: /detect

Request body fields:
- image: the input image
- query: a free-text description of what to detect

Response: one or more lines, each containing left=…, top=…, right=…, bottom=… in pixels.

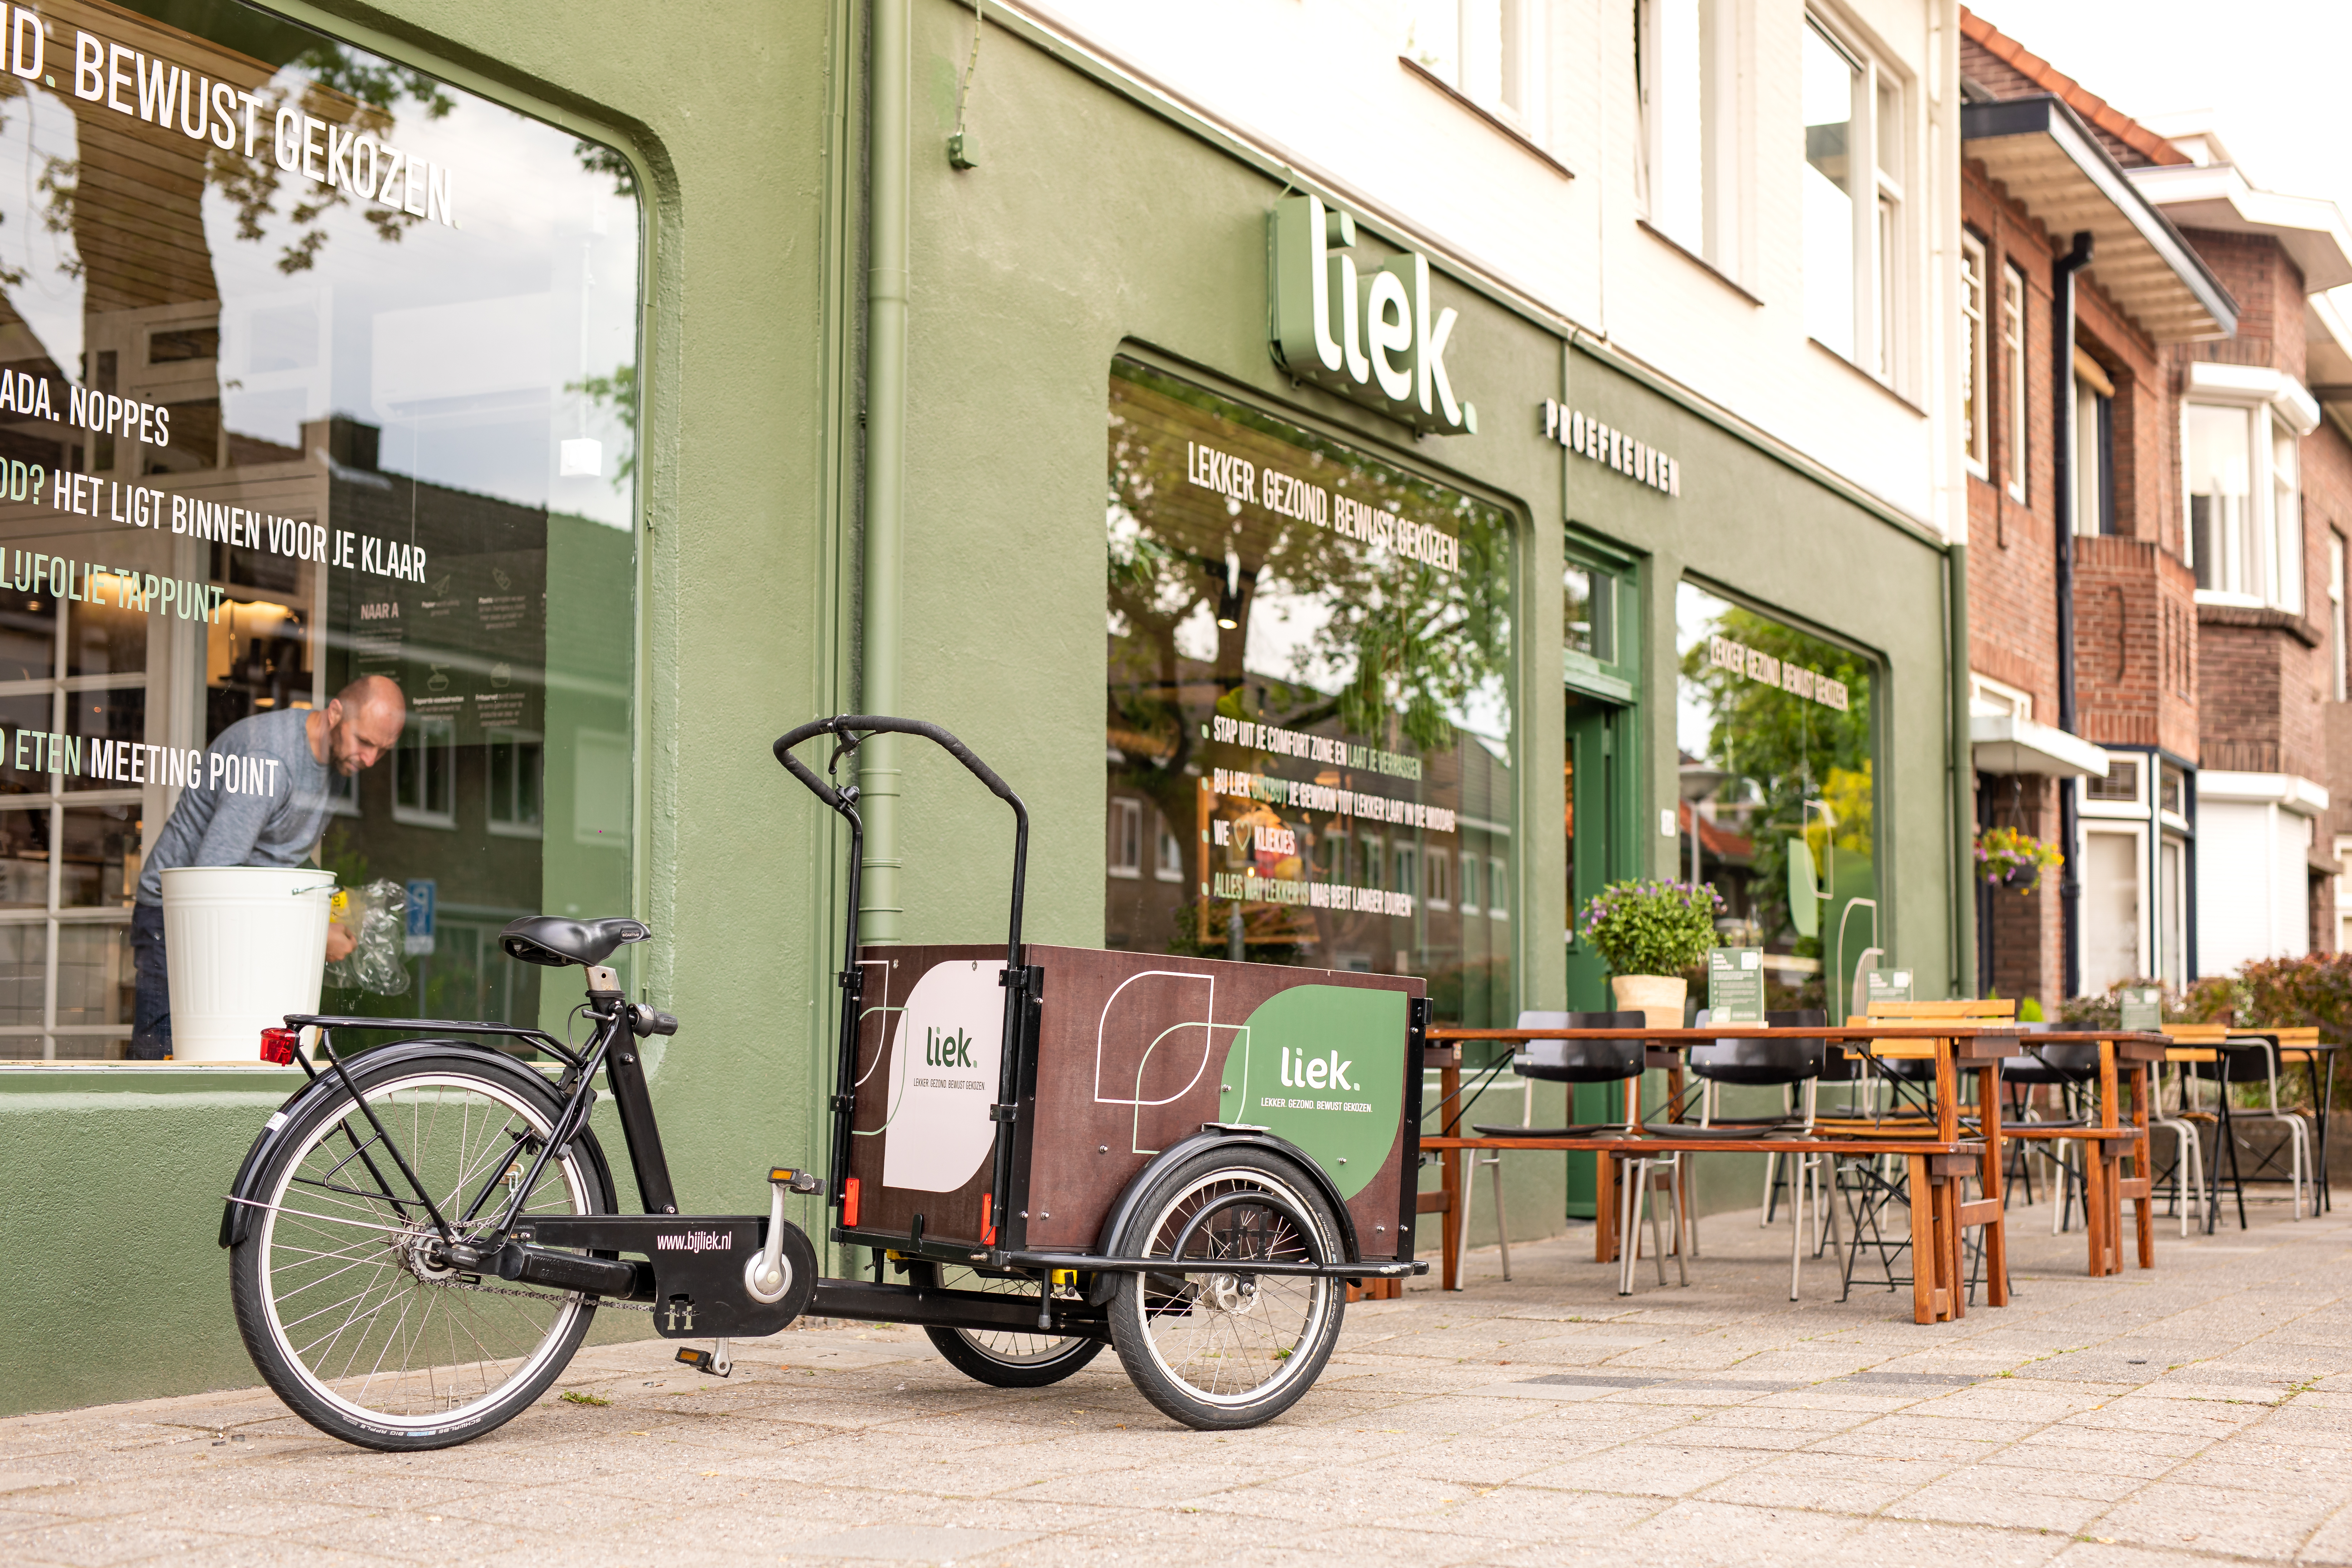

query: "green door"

left=1563, top=690, right=1626, bottom=1217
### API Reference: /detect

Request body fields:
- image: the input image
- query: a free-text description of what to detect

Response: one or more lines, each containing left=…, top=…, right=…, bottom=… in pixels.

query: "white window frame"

left=391, top=712, right=457, bottom=830
left=1153, top=810, right=1184, bottom=883
left=1457, top=850, right=1480, bottom=914
left=1638, top=0, right=1736, bottom=270
left=2073, top=349, right=2114, bottom=538
left=1960, top=232, right=1988, bottom=479
left=1406, top=0, right=1545, bottom=136
left=1804, top=13, right=1908, bottom=385
left=1108, top=797, right=1142, bottom=879
left=1426, top=846, right=1450, bottom=910
left=2002, top=263, right=2027, bottom=503
left=2077, top=821, right=2150, bottom=993
left=1968, top=670, right=2031, bottom=721
left=484, top=727, right=543, bottom=840
left=1487, top=854, right=1510, bottom=920
left=2331, top=531, right=2347, bottom=702
left=2184, top=365, right=2317, bottom=613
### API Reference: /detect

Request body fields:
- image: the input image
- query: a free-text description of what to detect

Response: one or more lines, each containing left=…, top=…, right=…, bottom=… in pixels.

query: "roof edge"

left=1962, top=94, right=2239, bottom=340
left=1959, top=8, right=2191, bottom=169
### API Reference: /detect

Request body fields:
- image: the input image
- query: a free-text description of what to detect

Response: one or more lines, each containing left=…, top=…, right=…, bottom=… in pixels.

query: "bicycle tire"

left=229, top=1049, right=616, bottom=1450
left=906, top=1262, right=1104, bottom=1387
left=1105, top=1142, right=1345, bottom=1430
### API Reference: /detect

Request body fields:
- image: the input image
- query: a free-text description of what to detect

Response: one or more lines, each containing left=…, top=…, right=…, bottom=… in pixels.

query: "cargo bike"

left=221, top=716, right=1428, bottom=1449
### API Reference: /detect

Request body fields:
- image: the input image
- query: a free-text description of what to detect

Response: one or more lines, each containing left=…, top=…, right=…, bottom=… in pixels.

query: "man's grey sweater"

left=135, top=707, right=335, bottom=906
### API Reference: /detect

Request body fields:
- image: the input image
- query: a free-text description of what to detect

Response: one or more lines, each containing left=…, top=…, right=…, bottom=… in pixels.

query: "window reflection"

left=0, top=0, right=640, bottom=1055
left=1676, top=582, right=1878, bottom=1010
left=1104, top=359, right=1517, bottom=1025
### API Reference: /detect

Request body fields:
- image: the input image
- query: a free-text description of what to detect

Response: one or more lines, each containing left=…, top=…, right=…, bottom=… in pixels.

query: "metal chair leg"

left=1789, top=1152, right=1808, bottom=1301
left=1618, top=1158, right=1642, bottom=1296
left=1484, top=1151, right=1513, bottom=1279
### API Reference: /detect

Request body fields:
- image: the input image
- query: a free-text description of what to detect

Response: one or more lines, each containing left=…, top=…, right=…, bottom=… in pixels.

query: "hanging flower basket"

left=1976, top=826, right=2062, bottom=895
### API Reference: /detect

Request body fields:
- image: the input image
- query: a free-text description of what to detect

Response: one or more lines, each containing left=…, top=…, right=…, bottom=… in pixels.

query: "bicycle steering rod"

left=772, top=715, right=1031, bottom=969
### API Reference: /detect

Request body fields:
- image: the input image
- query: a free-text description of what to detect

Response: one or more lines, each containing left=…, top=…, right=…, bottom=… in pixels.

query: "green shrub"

left=1575, top=879, right=1725, bottom=978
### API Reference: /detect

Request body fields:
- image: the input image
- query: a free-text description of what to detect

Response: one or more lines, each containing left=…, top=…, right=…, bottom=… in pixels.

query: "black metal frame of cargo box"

left=774, top=716, right=1429, bottom=1340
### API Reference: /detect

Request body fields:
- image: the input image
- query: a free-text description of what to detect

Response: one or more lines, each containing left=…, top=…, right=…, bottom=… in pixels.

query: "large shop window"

left=0, top=0, right=639, bottom=1057
left=1676, top=583, right=1877, bottom=1011
left=1104, top=360, right=1515, bottom=1026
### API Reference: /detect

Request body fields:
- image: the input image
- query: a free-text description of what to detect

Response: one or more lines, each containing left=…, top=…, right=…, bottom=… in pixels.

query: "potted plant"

left=1975, top=825, right=2062, bottom=896
left=1575, top=878, right=1726, bottom=1025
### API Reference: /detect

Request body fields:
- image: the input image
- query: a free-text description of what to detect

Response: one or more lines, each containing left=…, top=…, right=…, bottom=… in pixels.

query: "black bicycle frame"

left=772, top=716, right=1031, bottom=1251
left=281, top=988, right=681, bottom=1246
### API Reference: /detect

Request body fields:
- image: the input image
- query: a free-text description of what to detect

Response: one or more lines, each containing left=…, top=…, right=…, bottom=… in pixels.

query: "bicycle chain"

left=429, top=1276, right=654, bottom=1313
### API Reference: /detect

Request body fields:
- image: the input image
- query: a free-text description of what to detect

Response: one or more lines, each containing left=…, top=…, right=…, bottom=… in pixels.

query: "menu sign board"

left=2119, top=987, right=2161, bottom=1033
left=1706, top=947, right=1764, bottom=1025
left=1863, top=968, right=1914, bottom=1008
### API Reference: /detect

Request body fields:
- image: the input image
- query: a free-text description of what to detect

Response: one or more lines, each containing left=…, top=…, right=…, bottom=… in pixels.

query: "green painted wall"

left=0, top=0, right=1957, bottom=1417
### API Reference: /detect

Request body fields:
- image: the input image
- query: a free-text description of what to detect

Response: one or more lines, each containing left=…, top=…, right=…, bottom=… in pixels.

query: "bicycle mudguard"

left=1080, top=1128, right=1363, bottom=1306
left=218, top=1040, right=615, bottom=1249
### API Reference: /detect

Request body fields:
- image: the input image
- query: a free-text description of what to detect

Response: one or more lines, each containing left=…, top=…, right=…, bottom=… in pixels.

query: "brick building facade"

left=1960, top=10, right=2352, bottom=1005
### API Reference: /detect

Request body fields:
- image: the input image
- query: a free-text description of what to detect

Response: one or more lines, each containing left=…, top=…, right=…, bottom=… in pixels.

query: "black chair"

left=2185, top=1035, right=2315, bottom=1230
left=1662, top=1009, right=1833, bottom=1299
left=1460, top=1010, right=1649, bottom=1282
left=1998, top=1027, right=2099, bottom=1223
left=1470, top=1010, right=1650, bottom=1135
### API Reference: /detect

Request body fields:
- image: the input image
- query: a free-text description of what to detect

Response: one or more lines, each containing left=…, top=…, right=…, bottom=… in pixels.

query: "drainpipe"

left=1949, top=544, right=1976, bottom=996
left=2052, top=230, right=2093, bottom=1000
left=859, top=0, right=909, bottom=944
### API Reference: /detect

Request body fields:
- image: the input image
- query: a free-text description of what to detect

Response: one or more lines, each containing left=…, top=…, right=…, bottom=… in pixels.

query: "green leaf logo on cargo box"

left=1216, top=985, right=1405, bottom=1199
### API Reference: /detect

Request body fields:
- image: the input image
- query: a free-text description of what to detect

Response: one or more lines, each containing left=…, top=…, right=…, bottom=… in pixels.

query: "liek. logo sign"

left=1279, top=1046, right=1355, bottom=1093
left=1270, top=194, right=1476, bottom=436
left=925, top=1026, right=976, bottom=1069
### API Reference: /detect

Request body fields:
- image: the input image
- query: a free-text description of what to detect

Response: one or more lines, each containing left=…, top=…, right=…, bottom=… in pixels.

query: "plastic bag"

left=324, top=879, right=411, bottom=995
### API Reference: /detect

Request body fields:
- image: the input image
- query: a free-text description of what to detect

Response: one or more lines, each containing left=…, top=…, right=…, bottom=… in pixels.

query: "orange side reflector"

left=980, top=1194, right=995, bottom=1246
left=842, top=1176, right=860, bottom=1228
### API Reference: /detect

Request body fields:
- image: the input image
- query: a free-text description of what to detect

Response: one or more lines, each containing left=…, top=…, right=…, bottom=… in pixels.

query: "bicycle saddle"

left=499, top=915, right=651, bottom=968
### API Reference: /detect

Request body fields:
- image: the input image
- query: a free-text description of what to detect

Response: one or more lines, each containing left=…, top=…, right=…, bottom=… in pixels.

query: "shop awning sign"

left=1269, top=195, right=1476, bottom=436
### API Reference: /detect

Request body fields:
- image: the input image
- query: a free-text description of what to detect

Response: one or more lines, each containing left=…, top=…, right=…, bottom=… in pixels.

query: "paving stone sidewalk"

left=8, top=1194, right=2352, bottom=1567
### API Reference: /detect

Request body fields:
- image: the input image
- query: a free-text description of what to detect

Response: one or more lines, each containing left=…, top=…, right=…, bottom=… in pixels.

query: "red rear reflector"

left=980, top=1194, right=995, bottom=1246
left=842, top=1177, right=860, bottom=1228
left=259, top=1028, right=299, bottom=1065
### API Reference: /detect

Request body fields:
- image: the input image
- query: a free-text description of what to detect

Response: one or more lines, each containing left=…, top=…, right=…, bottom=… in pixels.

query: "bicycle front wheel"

left=229, top=1051, right=614, bottom=1450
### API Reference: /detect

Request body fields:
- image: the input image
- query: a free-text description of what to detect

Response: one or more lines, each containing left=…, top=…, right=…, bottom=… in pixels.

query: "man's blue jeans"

left=131, top=902, right=171, bottom=1060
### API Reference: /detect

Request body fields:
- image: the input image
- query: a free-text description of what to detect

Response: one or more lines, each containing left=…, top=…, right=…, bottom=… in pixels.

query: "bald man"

left=129, top=675, right=408, bottom=1059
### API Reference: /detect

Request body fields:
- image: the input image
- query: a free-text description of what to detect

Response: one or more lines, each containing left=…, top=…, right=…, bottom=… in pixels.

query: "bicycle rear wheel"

left=229, top=1051, right=614, bottom=1450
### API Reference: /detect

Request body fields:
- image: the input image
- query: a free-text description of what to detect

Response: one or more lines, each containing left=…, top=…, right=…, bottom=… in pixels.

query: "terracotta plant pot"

left=1611, top=973, right=1688, bottom=1031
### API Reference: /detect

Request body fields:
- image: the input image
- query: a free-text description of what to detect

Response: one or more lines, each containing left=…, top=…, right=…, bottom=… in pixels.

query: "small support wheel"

left=906, top=1263, right=1104, bottom=1387
left=1104, top=1141, right=1345, bottom=1430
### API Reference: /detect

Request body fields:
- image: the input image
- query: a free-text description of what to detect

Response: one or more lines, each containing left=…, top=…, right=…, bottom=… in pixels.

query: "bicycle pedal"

left=769, top=1166, right=825, bottom=1195
left=675, top=1343, right=733, bottom=1378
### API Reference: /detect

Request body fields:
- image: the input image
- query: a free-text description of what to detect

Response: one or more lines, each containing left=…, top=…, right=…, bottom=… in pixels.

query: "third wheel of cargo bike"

left=1104, top=1140, right=1346, bottom=1430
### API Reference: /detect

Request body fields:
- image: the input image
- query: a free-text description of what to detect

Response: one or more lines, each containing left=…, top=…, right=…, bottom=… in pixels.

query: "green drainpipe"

left=1949, top=543, right=1975, bottom=997
left=859, top=0, right=908, bottom=944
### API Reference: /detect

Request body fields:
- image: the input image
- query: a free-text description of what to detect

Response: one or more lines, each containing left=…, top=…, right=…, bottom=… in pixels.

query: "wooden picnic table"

left=1421, top=1024, right=2028, bottom=1324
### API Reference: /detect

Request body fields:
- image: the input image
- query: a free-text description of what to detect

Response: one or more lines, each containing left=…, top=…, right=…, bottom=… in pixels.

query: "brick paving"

left=6, top=1192, right=2352, bottom=1566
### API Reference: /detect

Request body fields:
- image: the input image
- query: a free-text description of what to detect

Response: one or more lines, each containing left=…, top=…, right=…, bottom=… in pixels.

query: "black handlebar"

left=772, top=715, right=1030, bottom=971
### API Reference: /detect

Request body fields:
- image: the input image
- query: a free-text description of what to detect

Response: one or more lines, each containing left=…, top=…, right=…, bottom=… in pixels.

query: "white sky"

left=1974, top=2, right=2352, bottom=223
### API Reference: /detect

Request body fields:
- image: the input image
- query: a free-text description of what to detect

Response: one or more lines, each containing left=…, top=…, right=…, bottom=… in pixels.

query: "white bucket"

left=160, top=866, right=337, bottom=1062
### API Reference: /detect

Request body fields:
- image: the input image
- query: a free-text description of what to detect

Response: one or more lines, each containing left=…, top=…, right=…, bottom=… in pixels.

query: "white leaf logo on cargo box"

left=879, top=962, right=1004, bottom=1193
